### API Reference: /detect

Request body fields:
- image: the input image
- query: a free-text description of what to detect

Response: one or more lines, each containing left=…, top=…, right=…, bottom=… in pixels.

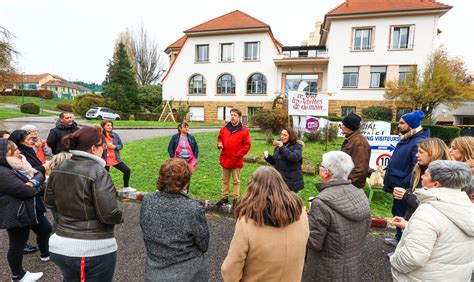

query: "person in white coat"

left=390, top=160, right=474, bottom=281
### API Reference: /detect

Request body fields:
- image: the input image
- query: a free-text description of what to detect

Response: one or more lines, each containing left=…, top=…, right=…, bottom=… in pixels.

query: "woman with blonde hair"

left=393, top=138, right=453, bottom=221
left=449, top=136, right=474, bottom=173
left=221, top=166, right=309, bottom=281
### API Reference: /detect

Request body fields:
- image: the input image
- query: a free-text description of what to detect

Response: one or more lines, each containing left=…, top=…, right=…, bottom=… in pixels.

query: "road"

left=0, top=116, right=218, bottom=142
left=0, top=201, right=395, bottom=281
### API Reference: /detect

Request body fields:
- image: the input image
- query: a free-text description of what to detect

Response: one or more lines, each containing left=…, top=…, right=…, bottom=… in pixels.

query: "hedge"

left=362, top=106, right=392, bottom=121
left=57, top=104, right=73, bottom=112
left=136, top=112, right=160, bottom=121
left=20, top=103, right=40, bottom=114
left=1, top=89, right=53, bottom=99
left=390, top=123, right=460, bottom=144
left=72, top=94, right=107, bottom=117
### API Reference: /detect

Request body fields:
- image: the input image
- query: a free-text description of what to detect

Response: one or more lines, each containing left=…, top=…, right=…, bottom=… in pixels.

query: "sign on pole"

left=288, top=91, right=329, bottom=116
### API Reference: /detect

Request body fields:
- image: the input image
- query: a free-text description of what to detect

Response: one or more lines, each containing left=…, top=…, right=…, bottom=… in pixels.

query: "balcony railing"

left=279, top=45, right=328, bottom=59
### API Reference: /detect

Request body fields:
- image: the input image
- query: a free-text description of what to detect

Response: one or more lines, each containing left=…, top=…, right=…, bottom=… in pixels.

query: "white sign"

left=366, top=135, right=400, bottom=169
left=336, top=121, right=391, bottom=137
left=288, top=91, right=329, bottom=116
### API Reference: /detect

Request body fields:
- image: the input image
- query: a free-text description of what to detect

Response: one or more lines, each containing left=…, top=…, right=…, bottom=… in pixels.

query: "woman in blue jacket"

left=101, top=120, right=135, bottom=193
left=167, top=122, right=199, bottom=171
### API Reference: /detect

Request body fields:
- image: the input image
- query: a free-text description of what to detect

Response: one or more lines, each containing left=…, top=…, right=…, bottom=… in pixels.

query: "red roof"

left=185, top=10, right=270, bottom=33
left=166, top=35, right=188, bottom=51
left=327, top=0, right=451, bottom=16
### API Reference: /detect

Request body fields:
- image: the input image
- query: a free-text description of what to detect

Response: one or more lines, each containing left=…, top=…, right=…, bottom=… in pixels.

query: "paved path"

left=0, top=116, right=218, bottom=142
left=0, top=201, right=394, bottom=281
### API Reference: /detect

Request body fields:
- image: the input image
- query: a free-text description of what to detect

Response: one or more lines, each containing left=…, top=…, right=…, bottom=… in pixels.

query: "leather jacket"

left=45, top=150, right=123, bottom=239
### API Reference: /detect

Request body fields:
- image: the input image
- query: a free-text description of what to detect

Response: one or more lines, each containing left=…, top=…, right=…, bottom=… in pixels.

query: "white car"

left=85, top=107, right=121, bottom=120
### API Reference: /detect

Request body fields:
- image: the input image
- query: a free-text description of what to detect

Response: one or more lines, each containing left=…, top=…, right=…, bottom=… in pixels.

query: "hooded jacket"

left=0, top=139, right=43, bottom=229
left=217, top=122, right=251, bottom=169
left=303, top=180, right=372, bottom=282
left=391, top=188, right=474, bottom=281
left=46, top=120, right=79, bottom=154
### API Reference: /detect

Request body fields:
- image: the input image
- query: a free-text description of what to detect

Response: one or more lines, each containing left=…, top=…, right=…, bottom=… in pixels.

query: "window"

left=217, top=74, right=235, bottom=94
left=352, top=28, right=372, bottom=50
left=189, top=74, right=206, bottom=94
left=195, top=45, right=209, bottom=62
left=396, top=108, right=412, bottom=121
left=391, top=26, right=414, bottom=49
left=341, top=107, right=356, bottom=117
left=342, top=66, right=359, bottom=88
left=285, top=74, right=318, bottom=95
left=370, top=66, right=387, bottom=88
left=247, top=73, right=266, bottom=94
left=220, top=43, right=233, bottom=62
left=217, top=106, right=232, bottom=121
left=247, top=107, right=263, bottom=122
left=189, top=107, right=204, bottom=121
left=399, top=65, right=414, bottom=84
left=244, top=42, right=259, bottom=60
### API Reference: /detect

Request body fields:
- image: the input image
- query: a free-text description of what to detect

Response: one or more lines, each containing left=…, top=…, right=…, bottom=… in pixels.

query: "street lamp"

left=21, top=72, right=25, bottom=105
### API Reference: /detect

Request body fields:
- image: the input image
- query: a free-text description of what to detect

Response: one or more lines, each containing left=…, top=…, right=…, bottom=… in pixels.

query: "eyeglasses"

left=318, top=164, right=332, bottom=175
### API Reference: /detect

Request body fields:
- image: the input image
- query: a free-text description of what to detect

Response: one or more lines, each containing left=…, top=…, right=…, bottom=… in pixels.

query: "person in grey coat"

left=140, top=158, right=209, bottom=282
left=303, top=151, right=371, bottom=282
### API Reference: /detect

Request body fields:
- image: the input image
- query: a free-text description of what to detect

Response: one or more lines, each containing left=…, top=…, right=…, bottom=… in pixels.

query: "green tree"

left=137, top=84, right=162, bottom=112
left=103, top=42, right=138, bottom=113
left=385, top=46, right=471, bottom=120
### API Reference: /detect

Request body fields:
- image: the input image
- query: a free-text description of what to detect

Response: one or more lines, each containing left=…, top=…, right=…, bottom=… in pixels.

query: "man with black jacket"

left=47, top=112, right=79, bottom=154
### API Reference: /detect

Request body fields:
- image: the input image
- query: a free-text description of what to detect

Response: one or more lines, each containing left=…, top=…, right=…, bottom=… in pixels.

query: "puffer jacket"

left=341, top=130, right=371, bottom=188
left=45, top=150, right=123, bottom=240
left=303, top=180, right=372, bottom=282
left=0, top=138, right=43, bottom=229
left=391, top=188, right=474, bottom=281
left=46, top=120, right=79, bottom=154
left=265, top=141, right=304, bottom=192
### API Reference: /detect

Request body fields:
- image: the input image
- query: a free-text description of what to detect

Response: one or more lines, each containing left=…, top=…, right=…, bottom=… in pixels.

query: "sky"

left=1, top=0, right=473, bottom=83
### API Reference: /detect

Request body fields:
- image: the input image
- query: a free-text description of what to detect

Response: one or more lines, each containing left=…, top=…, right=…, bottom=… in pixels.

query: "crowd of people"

left=0, top=108, right=473, bottom=281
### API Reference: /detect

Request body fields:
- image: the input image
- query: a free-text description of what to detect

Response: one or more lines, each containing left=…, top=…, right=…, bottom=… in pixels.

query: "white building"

left=162, top=10, right=282, bottom=122
left=163, top=0, right=453, bottom=123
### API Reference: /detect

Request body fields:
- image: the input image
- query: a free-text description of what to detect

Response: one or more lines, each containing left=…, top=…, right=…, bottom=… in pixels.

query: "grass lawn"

left=0, top=105, right=55, bottom=119
left=110, top=130, right=393, bottom=217
left=89, top=120, right=222, bottom=127
left=0, top=96, right=72, bottom=111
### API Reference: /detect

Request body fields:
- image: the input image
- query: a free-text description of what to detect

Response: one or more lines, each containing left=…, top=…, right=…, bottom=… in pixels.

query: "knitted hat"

left=401, top=110, right=425, bottom=128
left=342, top=113, right=362, bottom=131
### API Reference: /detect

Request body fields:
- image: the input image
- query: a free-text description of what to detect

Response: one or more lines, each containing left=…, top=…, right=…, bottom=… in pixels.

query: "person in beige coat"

left=390, top=160, right=474, bottom=281
left=221, top=166, right=309, bottom=282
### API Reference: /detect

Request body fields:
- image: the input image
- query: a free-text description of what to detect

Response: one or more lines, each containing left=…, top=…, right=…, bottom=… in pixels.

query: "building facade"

left=162, top=1, right=453, bottom=123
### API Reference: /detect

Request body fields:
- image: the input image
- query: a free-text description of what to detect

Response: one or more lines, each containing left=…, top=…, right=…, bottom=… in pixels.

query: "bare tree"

left=133, top=25, right=166, bottom=85
left=0, top=27, right=19, bottom=86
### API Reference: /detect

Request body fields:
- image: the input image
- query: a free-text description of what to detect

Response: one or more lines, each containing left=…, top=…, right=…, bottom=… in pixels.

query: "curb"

left=117, top=191, right=395, bottom=229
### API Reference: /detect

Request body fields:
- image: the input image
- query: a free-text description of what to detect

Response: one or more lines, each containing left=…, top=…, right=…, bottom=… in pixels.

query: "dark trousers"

left=391, top=198, right=407, bottom=241
left=106, top=162, right=131, bottom=187
left=7, top=212, right=52, bottom=277
left=50, top=252, right=116, bottom=282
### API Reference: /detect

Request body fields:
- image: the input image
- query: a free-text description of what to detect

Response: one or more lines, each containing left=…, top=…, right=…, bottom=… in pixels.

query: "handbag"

left=16, top=198, right=38, bottom=227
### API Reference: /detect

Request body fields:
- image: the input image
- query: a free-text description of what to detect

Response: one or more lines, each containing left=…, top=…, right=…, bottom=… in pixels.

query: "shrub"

left=129, top=114, right=135, bottom=121
left=172, top=101, right=189, bottom=122
left=20, top=103, right=40, bottom=114
left=390, top=122, right=461, bottom=144
left=252, top=109, right=288, bottom=134
left=57, top=104, right=73, bottom=112
left=304, top=123, right=339, bottom=144
left=137, top=85, right=162, bottom=112
left=136, top=112, right=160, bottom=121
left=362, top=106, right=392, bottom=121
left=72, top=94, right=107, bottom=117
left=304, top=131, right=321, bottom=142
left=1, top=89, right=53, bottom=99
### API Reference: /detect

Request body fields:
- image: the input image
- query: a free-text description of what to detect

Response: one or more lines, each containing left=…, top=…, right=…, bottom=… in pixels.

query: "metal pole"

left=21, top=72, right=25, bottom=105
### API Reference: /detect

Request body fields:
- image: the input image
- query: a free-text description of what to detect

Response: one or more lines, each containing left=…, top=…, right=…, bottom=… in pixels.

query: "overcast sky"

left=1, top=0, right=472, bottom=83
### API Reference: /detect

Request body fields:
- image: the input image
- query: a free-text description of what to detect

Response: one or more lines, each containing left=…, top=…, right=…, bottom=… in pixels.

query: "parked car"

left=85, top=107, right=121, bottom=120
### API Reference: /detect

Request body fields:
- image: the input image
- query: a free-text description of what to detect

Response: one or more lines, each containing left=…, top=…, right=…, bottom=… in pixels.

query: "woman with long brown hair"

left=393, top=138, right=453, bottom=220
left=221, top=166, right=309, bottom=281
left=449, top=136, right=474, bottom=173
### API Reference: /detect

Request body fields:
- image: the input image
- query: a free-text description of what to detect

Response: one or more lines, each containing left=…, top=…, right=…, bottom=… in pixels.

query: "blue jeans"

left=391, top=198, right=407, bottom=241
left=50, top=252, right=116, bottom=282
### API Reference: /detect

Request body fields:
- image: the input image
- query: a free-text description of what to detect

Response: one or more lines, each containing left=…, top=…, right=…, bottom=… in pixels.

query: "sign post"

left=39, top=98, right=45, bottom=115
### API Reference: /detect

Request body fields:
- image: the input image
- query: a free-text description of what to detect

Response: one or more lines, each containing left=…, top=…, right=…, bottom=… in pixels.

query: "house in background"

left=162, top=0, right=454, bottom=123
left=162, top=10, right=282, bottom=122
left=1, top=73, right=90, bottom=99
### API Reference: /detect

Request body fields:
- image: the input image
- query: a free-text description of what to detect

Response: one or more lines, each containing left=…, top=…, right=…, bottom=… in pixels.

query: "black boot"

left=216, top=197, right=229, bottom=206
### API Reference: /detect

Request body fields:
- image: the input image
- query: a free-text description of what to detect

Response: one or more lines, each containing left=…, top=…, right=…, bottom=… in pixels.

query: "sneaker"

left=14, top=271, right=43, bottom=281
left=40, top=254, right=50, bottom=262
left=387, top=252, right=394, bottom=259
left=384, top=238, right=399, bottom=248
left=23, top=244, right=39, bottom=255
left=216, top=197, right=229, bottom=206
left=121, top=187, right=136, bottom=193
